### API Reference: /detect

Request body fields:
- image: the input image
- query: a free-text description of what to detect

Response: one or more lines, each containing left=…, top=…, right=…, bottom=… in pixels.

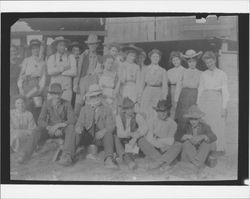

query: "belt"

left=146, top=83, right=162, bottom=87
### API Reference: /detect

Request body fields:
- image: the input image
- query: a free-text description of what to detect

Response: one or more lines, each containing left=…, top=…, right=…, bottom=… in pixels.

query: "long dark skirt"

left=175, top=87, right=198, bottom=125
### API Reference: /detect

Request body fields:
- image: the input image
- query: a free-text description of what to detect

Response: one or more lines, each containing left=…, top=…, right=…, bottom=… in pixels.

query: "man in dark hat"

left=114, top=97, right=148, bottom=170
left=73, top=35, right=102, bottom=114
left=47, top=36, right=77, bottom=102
left=175, top=105, right=217, bottom=168
left=137, top=100, right=182, bottom=170
left=17, top=83, right=77, bottom=166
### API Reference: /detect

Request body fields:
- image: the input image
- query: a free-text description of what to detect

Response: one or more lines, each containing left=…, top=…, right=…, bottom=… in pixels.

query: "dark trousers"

left=138, top=137, right=182, bottom=165
left=21, top=124, right=76, bottom=159
left=76, top=129, right=114, bottom=158
left=181, top=140, right=211, bottom=166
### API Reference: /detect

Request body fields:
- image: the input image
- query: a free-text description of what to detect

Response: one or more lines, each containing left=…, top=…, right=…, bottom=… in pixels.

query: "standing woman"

left=197, top=51, right=229, bottom=154
left=140, top=49, right=168, bottom=121
left=167, top=51, right=185, bottom=118
left=174, top=49, right=202, bottom=127
left=104, top=42, right=121, bottom=73
left=117, top=45, right=141, bottom=104
left=17, top=39, right=46, bottom=117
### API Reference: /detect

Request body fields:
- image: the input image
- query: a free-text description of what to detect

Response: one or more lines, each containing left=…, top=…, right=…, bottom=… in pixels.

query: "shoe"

left=58, top=153, right=73, bottom=166
left=104, top=156, right=119, bottom=169
left=123, top=153, right=137, bottom=170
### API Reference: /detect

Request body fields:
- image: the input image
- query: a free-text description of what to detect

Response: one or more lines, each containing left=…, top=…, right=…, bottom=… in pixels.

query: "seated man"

left=114, top=97, right=148, bottom=169
left=137, top=100, right=182, bottom=169
left=17, top=83, right=76, bottom=166
left=75, top=84, right=118, bottom=169
left=176, top=105, right=217, bottom=168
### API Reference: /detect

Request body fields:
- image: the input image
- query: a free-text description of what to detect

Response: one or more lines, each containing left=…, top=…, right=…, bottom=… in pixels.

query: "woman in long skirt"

left=174, top=49, right=202, bottom=127
left=167, top=51, right=185, bottom=118
left=140, top=49, right=168, bottom=121
left=197, top=51, right=229, bottom=154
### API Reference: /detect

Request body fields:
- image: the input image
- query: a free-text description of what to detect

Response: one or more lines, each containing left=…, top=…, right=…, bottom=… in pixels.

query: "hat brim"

left=182, top=51, right=202, bottom=60
left=51, top=39, right=70, bottom=47
left=85, top=91, right=102, bottom=97
left=153, top=107, right=169, bottom=112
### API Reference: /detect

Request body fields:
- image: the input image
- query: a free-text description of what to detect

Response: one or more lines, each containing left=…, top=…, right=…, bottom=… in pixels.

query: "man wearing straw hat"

left=17, top=83, right=76, bottom=166
left=175, top=105, right=217, bottom=168
left=73, top=34, right=102, bottom=114
left=47, top=36, right=77, bottom=102
left=75, top=84, right=118, bottom=169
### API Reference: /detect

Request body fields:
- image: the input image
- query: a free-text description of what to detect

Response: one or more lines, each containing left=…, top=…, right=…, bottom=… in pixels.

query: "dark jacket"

left=175, top=121, right=217, bottom=144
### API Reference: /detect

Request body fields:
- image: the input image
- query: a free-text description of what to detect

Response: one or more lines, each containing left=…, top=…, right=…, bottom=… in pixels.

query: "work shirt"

left=198, top=67, right=229, bottom=109
left=146, top=117, right=177, bottom=148
left=75, top=103, right=115, bottom=134
left=37, top=98, right=76, bottom=128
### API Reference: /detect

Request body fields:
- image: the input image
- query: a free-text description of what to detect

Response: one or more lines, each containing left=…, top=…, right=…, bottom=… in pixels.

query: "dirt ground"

left=10, top=53, right=238, bottom=181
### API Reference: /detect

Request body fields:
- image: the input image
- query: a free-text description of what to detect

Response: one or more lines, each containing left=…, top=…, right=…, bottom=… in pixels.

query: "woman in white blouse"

left=139, top=49, right=168, bottom=121
left=197, top=51, right=229, bottom=154
left=167, top=51, right=185, bottom=118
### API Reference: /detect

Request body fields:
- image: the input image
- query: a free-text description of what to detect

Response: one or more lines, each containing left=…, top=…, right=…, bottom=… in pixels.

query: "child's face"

left=104, top=58, right=114, bottom=71
left=189, top=118, right=200, bottom=128
left=31, top=45, right=40, bottom=57
left=187, top=59, right=197, bottom=69
left=157, top=110, right=169, bottom=120
left=15, top=98, right=25, bottom=112
left=72, top=46, right=81, bottom=57
left=86, top=94, right=102, bottom=107
left=51, top=93, right=61, bottom=105
left=124, top=107, right=135, bottom=118
left=172, top=57, right=181, bottom=67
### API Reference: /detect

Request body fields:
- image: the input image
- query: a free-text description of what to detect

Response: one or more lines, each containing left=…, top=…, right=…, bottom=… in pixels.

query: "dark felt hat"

left=153, top=100, right=171, bottom=112
left=29, top=39, right=41, bottom=48
left=119, top=97, right=135, bottom=109
left=48, top=83, right=63, bottom=94
left=184, top=105, right=205, bottom=119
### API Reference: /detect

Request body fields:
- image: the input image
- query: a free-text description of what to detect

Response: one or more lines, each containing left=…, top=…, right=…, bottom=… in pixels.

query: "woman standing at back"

left=174, top=49, right=202, bottom=128
left=139, top=49, right=168, bottom=121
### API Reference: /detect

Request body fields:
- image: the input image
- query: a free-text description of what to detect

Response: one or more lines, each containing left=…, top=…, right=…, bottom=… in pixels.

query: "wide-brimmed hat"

left=85, top=34, right=101, bottom=44
left=121, top=44, right=141, bottom=54
left=184, top=105, right=205, bottom=119
left=153, top=100, right=171, bottom=112
left=119, top=97, right=135, bottom=109
left=104, top=42, right=121, bottom=50
left=48, top=83, right=63, bottom=94
left=181, top=49, right=202, bottom=60
left=69, top=41, right=83, bottom=50
left=51, top=36, right=70, bottom=48
left=29, top=39, right=41, bottom=48
left=85, top=84, right=102, bottom=97
left=148, top=48, right=162, bottom=58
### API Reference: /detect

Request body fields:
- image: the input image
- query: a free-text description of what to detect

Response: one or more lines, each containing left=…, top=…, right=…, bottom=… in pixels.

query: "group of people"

left=10, top=34, right=229, bottom=171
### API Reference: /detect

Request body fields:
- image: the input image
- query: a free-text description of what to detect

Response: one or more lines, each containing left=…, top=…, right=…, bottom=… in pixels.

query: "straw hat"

left=48, top=83, right=63, bottom=94
left=85, top=34, right=101, bottom=44
left=181, top=49, right=202, bottom=60
left=29, top=39, right=41, bottom=48
left=184, top=105, right=205, bottom=119
left=153, top=100, right=171, bottom=112
left=85, top=84, right=102, bottom=97
left=51, top=36, right=70, bottom=47
left=119, top=97, right=135, bottom=109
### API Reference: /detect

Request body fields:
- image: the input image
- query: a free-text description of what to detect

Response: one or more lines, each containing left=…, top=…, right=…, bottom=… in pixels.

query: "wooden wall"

left=104, top=16, right=237, bottom=43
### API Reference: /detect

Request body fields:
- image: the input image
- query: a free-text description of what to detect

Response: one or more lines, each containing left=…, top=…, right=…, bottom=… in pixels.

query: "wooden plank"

left=11, top=30, right=107, bottom=36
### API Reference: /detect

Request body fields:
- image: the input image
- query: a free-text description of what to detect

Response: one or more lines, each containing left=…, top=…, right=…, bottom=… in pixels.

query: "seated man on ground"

left=10, top=95, right=37, bottom=153
left=175, top=105, right=217, bottom=169
left=75, top=84, right=118, bottom=169
left=137, top=100, right=182, bottom=170
left=114, top=97, right=148, bottom=169
left=17, top=83, right=77, bottom=166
